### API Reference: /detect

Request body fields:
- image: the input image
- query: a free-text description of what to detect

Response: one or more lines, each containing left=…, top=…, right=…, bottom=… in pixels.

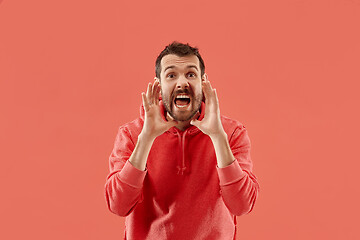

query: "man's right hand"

left=140, top=79, right=178, bottom=140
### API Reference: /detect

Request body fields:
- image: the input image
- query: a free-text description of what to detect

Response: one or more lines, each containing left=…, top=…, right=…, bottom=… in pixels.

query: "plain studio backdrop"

left=0, top=0, right=359, bottom=239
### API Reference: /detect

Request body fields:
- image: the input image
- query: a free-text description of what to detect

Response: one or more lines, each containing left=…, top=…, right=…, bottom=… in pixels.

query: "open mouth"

left=174, top=94, right=191, bottom=108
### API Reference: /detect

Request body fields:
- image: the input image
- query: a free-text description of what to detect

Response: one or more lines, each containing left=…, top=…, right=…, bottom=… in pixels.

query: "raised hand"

left=190, top=75, right=225, bottom=138
left=141, top=79, right=178, bottom=140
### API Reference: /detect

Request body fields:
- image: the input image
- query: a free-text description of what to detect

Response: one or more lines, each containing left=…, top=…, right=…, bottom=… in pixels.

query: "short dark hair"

left=155, top=41, right=205, bottom=79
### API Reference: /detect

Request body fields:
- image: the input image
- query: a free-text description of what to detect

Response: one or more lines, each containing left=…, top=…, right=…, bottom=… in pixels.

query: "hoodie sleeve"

left=104, top=126, right=147, bottom=217
left=216, top=125, right=260, bottom=216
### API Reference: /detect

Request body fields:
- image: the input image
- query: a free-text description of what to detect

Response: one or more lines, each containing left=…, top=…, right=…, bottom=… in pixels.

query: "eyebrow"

left=164, top=65, right=199, bottom=73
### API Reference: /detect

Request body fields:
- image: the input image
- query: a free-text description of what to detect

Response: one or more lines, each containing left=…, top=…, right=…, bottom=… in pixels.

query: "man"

left=104, top=42, right=260, bottom=240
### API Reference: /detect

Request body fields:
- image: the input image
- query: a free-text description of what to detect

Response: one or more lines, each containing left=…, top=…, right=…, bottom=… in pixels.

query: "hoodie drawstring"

left=175, top=129, right=189, bottom=175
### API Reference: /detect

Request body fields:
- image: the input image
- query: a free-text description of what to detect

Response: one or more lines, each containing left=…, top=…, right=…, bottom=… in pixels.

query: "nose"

left=175, top=75, right=189, bottom=89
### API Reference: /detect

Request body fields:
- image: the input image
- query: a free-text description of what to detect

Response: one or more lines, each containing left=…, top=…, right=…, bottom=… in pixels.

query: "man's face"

left=159, top=54, right=203, bottom=122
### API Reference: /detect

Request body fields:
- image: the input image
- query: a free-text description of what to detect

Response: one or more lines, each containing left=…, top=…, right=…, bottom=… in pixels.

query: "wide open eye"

left=167, top=73, right=175, bottom=79
left=187, top=72, right=196, bottom=78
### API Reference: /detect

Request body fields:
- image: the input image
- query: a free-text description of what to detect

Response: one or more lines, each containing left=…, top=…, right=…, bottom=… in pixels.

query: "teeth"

left=175, top=104, right=188, bottom=108
left=174, top=94, right=190, bottom=108
left=176, top=95, right=190, bottom=99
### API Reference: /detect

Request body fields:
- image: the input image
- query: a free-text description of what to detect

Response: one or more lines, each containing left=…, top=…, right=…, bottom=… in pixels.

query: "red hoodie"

left=104, top=100, right=260, bottom=240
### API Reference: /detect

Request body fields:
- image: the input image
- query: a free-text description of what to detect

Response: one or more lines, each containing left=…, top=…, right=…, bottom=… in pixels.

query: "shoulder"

left=220, top=115, right=248, bottom=139
left=116, top=117, right=144, bottom=141
left=220, top=115, right=246, bottom=131
left=220, top=115, right=251, bottom=149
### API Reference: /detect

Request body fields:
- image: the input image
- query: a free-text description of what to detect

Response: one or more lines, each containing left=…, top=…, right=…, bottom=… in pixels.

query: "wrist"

left=209, top=129, right=227, bottom=142
left=138, top=131, right=156, bottom=143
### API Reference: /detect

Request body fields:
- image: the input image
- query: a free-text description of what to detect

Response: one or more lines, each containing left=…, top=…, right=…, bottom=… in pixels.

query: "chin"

left=173, top=115, right=192, bottom=122
left=172, top=108, right=199, bottom=122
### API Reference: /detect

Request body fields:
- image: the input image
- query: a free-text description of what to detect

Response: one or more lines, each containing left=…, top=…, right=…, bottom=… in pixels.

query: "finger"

left=207, top=81, right=216, bottom=96
left=163, top=113, right=177, bottom=127
left=208, top=81, right=217, bottom=101
left=202, top=73, right=208, bottom=81
left=213, top=89, right=219, bottom=106
left=214, top=88, right=219, bottom=102
left=154, top=80, right=161, bottom=105
left=142, top=92, right=150, bottom=112
left=166, top=119, right=178, bottom=129
left=190, top=119, right=200, bottom=128
left=146, top=82, right=152, bottom=103
left=201, top=74, right=207, bottom=101
left=167, top=113, right=175, bottom=121
left=152, top=79, right=159, bottom=104
left=202, top=81, right=213, bottom=103
left=151, top=80, right=158, bottom=104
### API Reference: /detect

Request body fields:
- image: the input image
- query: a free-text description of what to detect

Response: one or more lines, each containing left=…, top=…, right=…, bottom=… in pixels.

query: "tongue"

left=175, top=99, right=189, bottom=106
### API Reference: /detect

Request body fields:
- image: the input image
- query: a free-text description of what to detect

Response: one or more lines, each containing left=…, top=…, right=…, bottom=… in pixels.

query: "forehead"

left=161, top=54, right=200, bottom=72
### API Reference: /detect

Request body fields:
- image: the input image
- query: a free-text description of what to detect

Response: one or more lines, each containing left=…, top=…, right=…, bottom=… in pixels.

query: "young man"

left=104, top=42, right=260, bottom=240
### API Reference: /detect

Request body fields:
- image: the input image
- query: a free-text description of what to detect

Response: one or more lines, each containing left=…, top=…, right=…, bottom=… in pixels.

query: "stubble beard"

left=162, top=91, right=203, bottom=122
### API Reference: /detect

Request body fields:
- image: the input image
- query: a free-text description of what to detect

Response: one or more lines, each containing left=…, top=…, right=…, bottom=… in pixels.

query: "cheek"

left=161, top=85, right=171, bottom=98
left=162, top=83, right=176, bottom=94
left=191, top=84, right=202, bottom=96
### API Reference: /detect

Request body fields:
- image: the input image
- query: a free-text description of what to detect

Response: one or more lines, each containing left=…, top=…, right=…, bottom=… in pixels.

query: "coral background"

left=1, top=0, right=359, bottom=239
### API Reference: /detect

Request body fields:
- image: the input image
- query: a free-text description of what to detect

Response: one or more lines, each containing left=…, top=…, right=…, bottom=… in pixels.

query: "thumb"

left=190, top=119, right=200, bottom=127
left=166, top=120, right=178, bottom=128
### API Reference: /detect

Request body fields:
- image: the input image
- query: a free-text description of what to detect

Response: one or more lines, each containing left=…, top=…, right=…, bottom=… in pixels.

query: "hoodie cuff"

left=118, top=160, right=147, bottom=188
left=216, top=160, right=247, bottom=186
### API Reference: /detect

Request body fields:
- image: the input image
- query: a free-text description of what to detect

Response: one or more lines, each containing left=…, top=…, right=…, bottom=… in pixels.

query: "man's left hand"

left=190, top=75, right=226, bottom=138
